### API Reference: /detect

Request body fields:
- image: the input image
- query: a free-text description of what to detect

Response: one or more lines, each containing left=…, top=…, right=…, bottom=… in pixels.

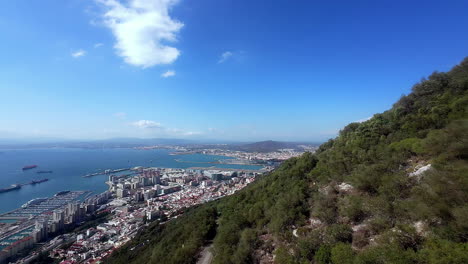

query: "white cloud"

left=71, top=49, right=86, bottom=58
left=168, top=128, right=201, bottom=136
left=182, top=131, right=201, bottom=136
left=114, top=112, right=127, bottom=119
left=95, top=0, right=184, bottom=68
left=161, top=70, right=175, bottom=78
left=218, top=51, right=233, bottom=63
left=130, top=121, right=201, bottom=137
left=131, top=120, right=162, bottom=129
left=94, top=43, right=104, bottom=48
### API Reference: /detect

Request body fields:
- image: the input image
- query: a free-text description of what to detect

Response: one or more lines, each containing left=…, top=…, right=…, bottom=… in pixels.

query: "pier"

left=82, top=168, right=130, bottom=178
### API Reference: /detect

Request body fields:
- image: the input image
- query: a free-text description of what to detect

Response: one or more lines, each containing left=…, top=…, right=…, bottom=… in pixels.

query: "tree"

left=331, top=243, right=354, bottom=264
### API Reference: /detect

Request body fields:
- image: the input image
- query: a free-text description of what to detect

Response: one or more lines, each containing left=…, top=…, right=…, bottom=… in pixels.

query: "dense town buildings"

left=1, top=166, right=264, bottom=264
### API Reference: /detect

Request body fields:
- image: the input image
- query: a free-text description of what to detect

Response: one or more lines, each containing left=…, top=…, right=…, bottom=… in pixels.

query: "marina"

left=0, top=191, right=89, bottom=220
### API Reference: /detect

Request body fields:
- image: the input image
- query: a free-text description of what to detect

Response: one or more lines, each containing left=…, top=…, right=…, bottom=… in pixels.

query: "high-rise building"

left=116, top=188, right=126, bottom=198
left=152, top=175, right=161, bottom=185
left=134, top=191, right=144, bottom=202
left=34, top=220, right=48, bottom=242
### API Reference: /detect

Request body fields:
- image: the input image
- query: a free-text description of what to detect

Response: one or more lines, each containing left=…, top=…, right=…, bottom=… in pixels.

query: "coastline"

left=0, top=148, right=264, bottom=215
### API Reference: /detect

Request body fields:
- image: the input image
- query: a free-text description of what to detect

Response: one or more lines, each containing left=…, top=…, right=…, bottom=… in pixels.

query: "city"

left=0, top=165, right=268, bottom=264
left=1, top=0, right=467, bottom=263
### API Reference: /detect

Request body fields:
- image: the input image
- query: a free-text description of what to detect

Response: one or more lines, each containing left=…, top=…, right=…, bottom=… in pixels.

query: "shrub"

left=418, top=238, right=468, bottom=264
left=330, top=243, right=354, bottom=264
left=324, top=224, right=353, bottom=244
left=314, top=245, right=331, bottom=264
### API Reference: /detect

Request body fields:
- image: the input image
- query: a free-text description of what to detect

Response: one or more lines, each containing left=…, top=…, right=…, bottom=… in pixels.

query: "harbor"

left=0, top=191, right=89, bottom=220
left=0, top=148, right=265, bottom=216
left=0, top=150, right=270, bottom=263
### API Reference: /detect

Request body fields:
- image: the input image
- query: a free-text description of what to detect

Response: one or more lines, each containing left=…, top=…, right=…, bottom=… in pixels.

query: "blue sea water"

left=0, top=148, right=262, bottom=214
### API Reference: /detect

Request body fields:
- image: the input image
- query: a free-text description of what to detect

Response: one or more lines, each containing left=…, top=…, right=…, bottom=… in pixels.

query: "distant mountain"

left=0, top=138, right=319, bottom=151
left=0, top=138, right=198, bottom=149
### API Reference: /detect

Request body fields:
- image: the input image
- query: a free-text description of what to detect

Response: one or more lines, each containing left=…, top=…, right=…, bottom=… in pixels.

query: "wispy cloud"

left=182, top=131, right=202, bottom=136
left=71, top=49, right=86, bottom=58
left=114, top=112, right=127, bottom=119
left=168, top=128, right=202, bottom=136
left=161, top=70, right=176, bottom=78
left=218, top=51, right=233, bottom=63
left=94, top=43, right=104, bottom=48
left=95, top=0, right=184, bottom=68
left=131, top=120, right=162, bottom=129
left=130, top=120, right=201, bottom=137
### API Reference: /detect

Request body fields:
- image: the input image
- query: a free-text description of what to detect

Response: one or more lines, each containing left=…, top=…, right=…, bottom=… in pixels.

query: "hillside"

left=104, top=58, right=468, bottom=264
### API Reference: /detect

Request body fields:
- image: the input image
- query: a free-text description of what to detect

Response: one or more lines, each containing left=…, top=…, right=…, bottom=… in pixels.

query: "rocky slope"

left=105, top=58, right=468, bottom=264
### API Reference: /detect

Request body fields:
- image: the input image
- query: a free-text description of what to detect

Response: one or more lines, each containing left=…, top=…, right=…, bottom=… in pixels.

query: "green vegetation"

left=106, top=57, right=468, bottom=263
left=107, top=205, right=217, bottom=264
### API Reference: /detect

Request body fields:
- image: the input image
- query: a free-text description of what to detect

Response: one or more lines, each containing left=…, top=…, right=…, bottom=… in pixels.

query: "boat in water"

left=22, top=165, right=38, bottom=170
left=0, top=184, right=21, bottom=193
left=36, top=170, right=53, bottom=174
left=31, top=178, right=49, bottom=184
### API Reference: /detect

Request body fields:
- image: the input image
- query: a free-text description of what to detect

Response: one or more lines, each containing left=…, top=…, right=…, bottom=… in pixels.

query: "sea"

left=0, top=148, right=262, bottom=214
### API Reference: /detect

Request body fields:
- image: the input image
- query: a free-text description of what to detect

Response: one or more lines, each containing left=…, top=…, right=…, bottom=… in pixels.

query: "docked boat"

left=21, top=197, right=47, bottom=208
left=55, top=190, right=70, bottom=196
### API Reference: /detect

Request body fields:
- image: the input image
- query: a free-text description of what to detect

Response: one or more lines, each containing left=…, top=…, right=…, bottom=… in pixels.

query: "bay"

left=0, top=148, right=262, bottom=214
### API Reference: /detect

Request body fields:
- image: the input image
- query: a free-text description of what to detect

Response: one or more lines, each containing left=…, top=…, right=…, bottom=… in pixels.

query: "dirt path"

left=196, top=244, right=213, bottom=264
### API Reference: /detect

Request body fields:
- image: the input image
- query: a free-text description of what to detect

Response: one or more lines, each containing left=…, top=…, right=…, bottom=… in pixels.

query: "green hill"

left=105, top=58, right=468, bottom=264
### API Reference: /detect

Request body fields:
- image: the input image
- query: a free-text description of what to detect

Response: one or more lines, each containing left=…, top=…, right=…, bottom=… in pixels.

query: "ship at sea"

left=0, top=184, right=21, bottom=193
left=22, top=165, right=38, bottom=170
left=30, top=178, right=49, bottom=184
left=36, top=170, right=53, bottom=174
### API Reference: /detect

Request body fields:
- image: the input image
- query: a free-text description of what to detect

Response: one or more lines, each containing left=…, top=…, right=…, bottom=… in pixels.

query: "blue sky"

left=0, top=0, right=467, bottom=142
